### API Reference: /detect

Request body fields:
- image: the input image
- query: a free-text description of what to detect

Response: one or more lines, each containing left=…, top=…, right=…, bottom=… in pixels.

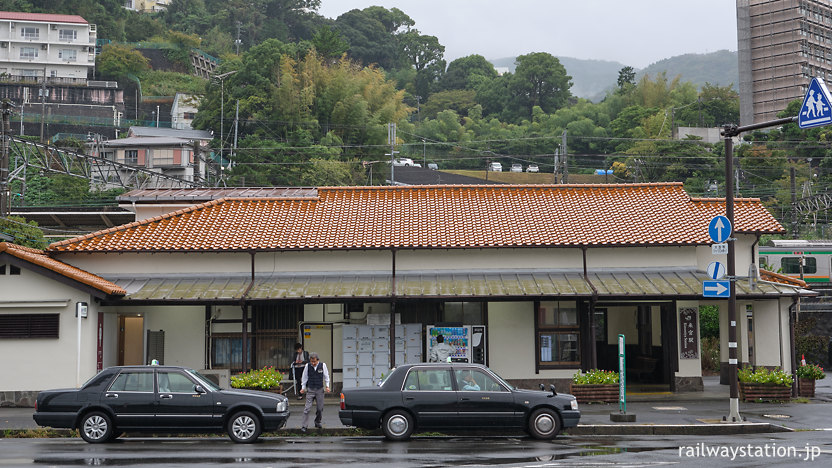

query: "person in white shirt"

left=429, top=334, right=454, bottom=363
left=300, top=352, right=330, bottom=431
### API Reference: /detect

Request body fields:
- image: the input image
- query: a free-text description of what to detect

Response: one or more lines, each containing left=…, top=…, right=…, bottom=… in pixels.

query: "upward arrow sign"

left=708, top=215, right=732, bottom=244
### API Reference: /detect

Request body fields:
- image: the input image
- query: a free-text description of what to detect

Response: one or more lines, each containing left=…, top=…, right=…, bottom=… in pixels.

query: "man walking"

left=300, top=352, right=330, bottom=432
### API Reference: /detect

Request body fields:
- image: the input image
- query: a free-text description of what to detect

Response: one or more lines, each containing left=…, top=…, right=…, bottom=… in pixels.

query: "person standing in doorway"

left=291, top=342, right=309, bottom=400
left=300, top=352, right=330, bottom=432
left=429, top=334, right=454, bottom=362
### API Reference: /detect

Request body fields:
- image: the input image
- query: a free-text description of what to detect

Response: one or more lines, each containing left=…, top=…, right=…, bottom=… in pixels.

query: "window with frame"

left=58, top=29, right=77, bottom=41
left=123, top=149, right=138, bottom=165
left=0, top=313, right=59, bottom=338
left=58, top=49, right=76, bottom=61
left=19, top=47, right=37, bottom=59
left=536, top=301, right=580, bottom=368
left=781, top=256, right=817, bottom=274
left=403, top=368, right=453, bottom=391
left=109, top=371, right=154, bottom=392
left=20, top=27, right=38, bottom=39
left=152, top=149, right=175, bottom=166
left=1, top=264, right=22, bottom=275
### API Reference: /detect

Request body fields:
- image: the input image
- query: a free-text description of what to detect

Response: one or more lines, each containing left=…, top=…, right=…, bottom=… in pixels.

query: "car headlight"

left=570, top=399, right=579, bottom=411
left=276, top=400, right=288, bottom=412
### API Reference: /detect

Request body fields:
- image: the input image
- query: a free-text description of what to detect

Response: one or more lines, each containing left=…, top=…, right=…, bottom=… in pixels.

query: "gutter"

left=239, top=250, right=256, bottom=370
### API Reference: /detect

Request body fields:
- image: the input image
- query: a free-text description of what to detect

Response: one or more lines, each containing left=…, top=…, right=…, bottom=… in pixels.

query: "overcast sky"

left=318, top=0, right=738, bottom=69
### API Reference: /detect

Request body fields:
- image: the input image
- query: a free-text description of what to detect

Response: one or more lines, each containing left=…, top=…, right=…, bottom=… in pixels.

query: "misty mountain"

left=490, top=50, right=739, bottom=102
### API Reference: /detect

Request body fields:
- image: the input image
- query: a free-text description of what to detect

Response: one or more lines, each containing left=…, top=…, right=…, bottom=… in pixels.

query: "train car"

left=759, top=240, right=832, bottom=288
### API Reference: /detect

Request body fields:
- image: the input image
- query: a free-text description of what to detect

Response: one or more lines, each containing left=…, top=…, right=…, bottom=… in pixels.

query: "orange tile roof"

left=760, top=269, right=808, bottom=288
left=0, top=242, right=125, bottom=295
left=47, top=183, right=785, bottom=253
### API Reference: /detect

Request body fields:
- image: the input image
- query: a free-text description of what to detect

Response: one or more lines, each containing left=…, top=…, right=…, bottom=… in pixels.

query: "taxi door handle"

left=160, top=394, right=173, bottom=399
left=105, top=393, right=118, bottom=399
left=405, top=396, right=415, bottom=401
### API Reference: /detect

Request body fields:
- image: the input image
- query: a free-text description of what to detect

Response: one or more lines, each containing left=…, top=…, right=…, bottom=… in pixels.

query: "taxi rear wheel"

left=79, top=411, right=114, bottom=443
left=382, top=410, right=414, bottom=441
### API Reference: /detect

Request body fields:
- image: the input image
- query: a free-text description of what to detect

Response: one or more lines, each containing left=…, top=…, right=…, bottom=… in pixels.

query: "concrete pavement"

left=3, top=376, right=831, bottom=436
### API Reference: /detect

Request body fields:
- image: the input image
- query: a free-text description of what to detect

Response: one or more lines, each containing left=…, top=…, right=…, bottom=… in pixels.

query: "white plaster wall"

left=587, top=247, right=695, bottom=269
left=486, top=302, right=577, bottom=380
left=0, top=268, right=100, bottom=391
left=108, top=305, right=205, bottom=369
left=752, top=299, right=785, bottom=368
left=780, top=298, right=794, bottom=373
left=696, top=234, right=756, bottom=271
left=397, top=248, right=584, bottom=271
left=59, top=253, right=251, bottom=275
left=676, top=301, right=702, bottom=378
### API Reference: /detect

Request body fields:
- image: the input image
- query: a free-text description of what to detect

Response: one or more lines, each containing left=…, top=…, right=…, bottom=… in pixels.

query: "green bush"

left=572, top=369, right=619, bottom=385
left=796, top=363, right=825, bottom=380
left=700, top=336, right=720, bottom=374
left=230, top=366, right=283, bottom=389
left=737, top=366, right=793, bottom=387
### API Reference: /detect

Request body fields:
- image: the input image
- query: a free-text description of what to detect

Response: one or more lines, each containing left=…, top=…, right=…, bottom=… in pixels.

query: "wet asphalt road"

left=2, top=432, right=832, bottom=468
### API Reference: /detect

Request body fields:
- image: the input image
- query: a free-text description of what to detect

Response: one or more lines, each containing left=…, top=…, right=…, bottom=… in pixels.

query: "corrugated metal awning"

left=107, top=268, right=813, bottom=303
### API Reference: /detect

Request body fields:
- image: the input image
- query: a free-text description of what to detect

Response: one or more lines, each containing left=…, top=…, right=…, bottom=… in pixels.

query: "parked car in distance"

left=427, top=163, right=438, bottom=170
left=33, top=365, right=290, bottom=444
left=339, top=363, right=580, bottom=441
left=510, top=163, right=523, bottom=172
left=392, top=158, right=415, bottom=166
left=488, top=162, right=503, bottom=172
left=527, top=164, right=540, bottom=173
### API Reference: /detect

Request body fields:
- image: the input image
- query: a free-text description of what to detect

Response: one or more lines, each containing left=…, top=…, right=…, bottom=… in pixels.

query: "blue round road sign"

left=708, top=215, right=732, bottom=244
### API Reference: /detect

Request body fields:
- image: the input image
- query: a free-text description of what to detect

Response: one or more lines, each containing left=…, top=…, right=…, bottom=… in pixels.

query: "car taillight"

left=340, top=393, right=345, bottom=410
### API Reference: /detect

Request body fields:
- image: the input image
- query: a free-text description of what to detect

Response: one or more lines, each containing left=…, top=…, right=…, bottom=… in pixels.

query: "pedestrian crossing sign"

left=799, top=77, right=832, bottom=129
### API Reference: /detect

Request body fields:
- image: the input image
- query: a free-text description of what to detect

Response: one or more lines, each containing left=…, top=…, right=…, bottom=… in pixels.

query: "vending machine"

left=426, top=325, right=486, bottom=364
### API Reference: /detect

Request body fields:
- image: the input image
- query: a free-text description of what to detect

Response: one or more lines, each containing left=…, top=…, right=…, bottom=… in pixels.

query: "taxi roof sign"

left=799, top=77, right=832, bottom=129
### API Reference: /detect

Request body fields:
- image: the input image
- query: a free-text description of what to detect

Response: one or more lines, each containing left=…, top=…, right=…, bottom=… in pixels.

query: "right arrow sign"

left=703, top=280, right=731, bottom=298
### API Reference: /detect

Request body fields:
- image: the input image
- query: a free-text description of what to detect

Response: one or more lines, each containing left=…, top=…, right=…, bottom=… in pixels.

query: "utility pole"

left=39, top=68, right=47, bottom=143
left=553, top=147, right=559, bottom=184
left=232, top=100, right=239, bottom=165
left=790, top=165, right=798, bottom=238
left=235, top=22, right=242, bottom=55
left=722, top=114, right=797, bottom=424
left=1, top=99, right=13, bottom=218
left=387, top=123, right=397, bottom=185
left=561, top=130, right=568, bottom=183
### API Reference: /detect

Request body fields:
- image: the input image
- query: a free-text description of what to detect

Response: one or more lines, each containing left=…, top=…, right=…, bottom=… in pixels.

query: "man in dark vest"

left=300, top=352, right=330, bottom=431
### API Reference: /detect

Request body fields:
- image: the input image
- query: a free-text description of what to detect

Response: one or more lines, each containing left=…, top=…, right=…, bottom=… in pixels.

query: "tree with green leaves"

left=0, top=216, right=48, bottom=250
left=96, top=44, right=150, bottom=81
left=312, top=25, right=349, bottom=60
left=617, top=66, right=636, bottom=90
left=509, top=52, right=572, bottom=119
left=440, top=54, right=498, bottom=91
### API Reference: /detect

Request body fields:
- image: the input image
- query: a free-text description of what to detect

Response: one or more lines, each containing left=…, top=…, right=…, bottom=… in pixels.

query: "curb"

left=1, top=423, right=791, bottom=439
left=566, top=422, right=792, bottom=436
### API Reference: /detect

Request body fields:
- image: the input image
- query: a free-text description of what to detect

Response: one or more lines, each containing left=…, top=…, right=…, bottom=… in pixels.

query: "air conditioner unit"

left=51, top=24, right=57, bottom=30
left=1, top=42, right=6, bottom=48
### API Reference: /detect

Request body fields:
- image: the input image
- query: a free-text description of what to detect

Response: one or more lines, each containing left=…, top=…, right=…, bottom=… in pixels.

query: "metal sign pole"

left=618, top=334, right=626, bottom=414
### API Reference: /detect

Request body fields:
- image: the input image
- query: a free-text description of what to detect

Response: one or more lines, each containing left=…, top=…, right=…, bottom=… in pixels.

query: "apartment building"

left=123, top=1, right=172, bottom=13
left=0, top=11, right=96, bottom=82
left=737, top=0, right=832, bottom=125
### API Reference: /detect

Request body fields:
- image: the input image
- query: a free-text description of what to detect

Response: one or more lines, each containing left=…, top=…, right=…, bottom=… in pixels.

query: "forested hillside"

left=3, top=0, right=828, bottom=238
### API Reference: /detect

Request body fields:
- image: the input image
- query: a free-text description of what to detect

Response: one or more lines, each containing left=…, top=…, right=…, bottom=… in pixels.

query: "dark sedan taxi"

left=33, top=365, right=289, bottom=443
left=339, top=363, right=580, bottom=440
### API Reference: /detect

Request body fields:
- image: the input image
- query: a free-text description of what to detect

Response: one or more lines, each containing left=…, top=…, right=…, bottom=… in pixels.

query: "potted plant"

left=737, top=366, right=792, bottom=402
left=230, top=366, right=284, bottom=393
left=796, top=363, right=825, bottom=397
left=570, top=369, right=619, bottom=403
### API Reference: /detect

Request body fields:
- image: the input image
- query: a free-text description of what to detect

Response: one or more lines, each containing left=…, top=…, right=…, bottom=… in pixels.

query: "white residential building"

left=0, top=11, right=96, bottom=82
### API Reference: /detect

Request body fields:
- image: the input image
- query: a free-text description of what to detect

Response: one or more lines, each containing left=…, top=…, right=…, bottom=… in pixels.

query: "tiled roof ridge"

left=760, top=268, right=808, bottom=288
left=48, top=198, right=228, bottom=250
left=0, top=242, right=125, bottom=295
left=321, top=182, right=685, bottom=191
left=0, top=241, right=42, bottom=255
left=691, top=197, right=763, bottom=202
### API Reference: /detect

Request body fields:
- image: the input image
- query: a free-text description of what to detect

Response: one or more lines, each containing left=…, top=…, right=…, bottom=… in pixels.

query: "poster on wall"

left=679, top=307, right=699, bottom=359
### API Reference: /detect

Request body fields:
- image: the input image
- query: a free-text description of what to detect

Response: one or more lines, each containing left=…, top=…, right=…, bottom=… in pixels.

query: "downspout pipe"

left=390, top=248, right=397, bottom=369
left=789, top=296, right=798, bottom=397
left=239, top=251, right=256, bottom=371
left=582, top=246, right=599, bottom=370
